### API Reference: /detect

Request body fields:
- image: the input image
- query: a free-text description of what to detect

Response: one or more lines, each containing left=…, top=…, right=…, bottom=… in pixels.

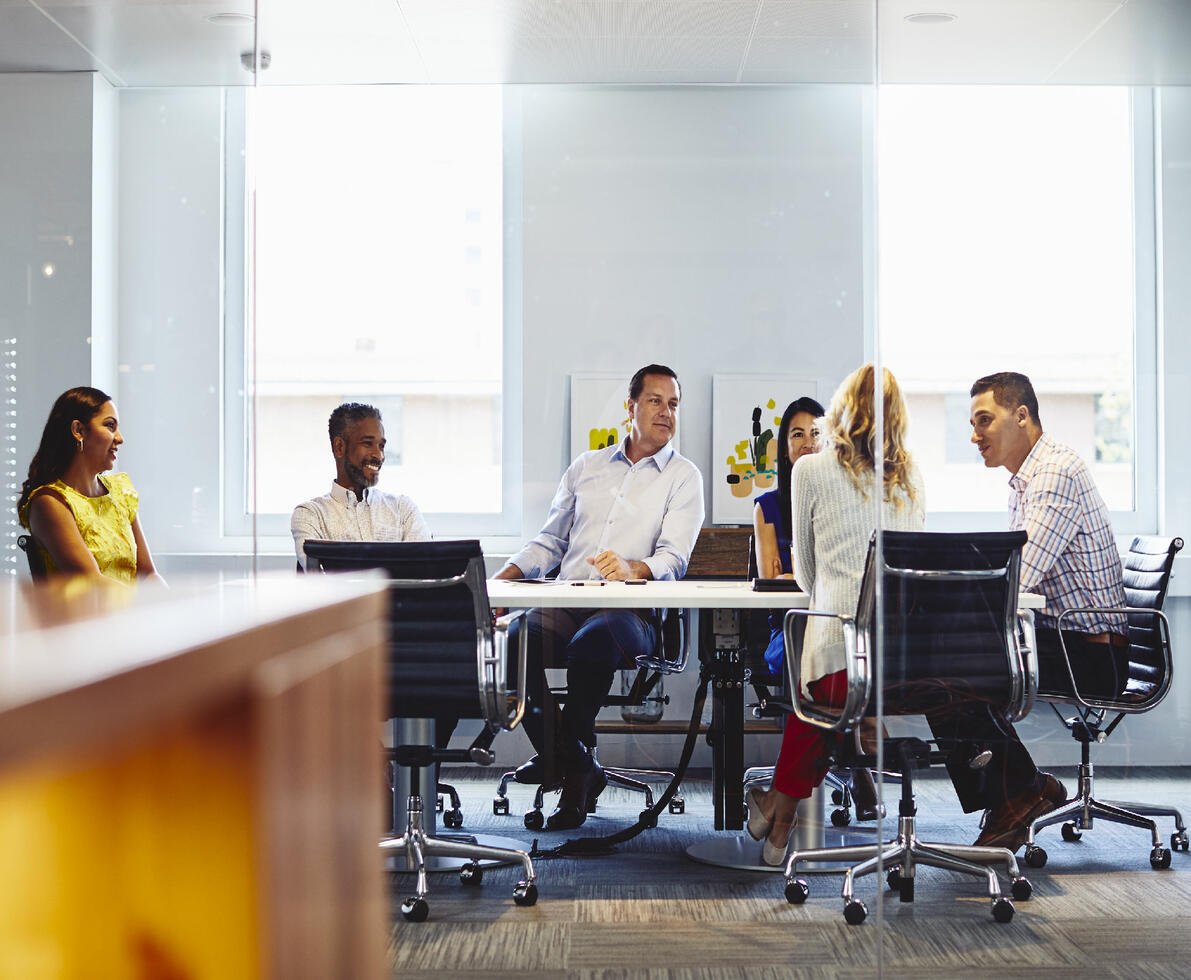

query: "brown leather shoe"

left=974, top=773, right=1067, bottom=852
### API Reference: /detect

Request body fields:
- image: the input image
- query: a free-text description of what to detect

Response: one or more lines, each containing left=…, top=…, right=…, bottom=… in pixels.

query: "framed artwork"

left=569, top=373, right=680, bottom=461
left=712, top=374, right=819, bottom=525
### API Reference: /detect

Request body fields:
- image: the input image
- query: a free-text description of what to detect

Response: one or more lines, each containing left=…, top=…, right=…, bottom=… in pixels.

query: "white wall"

left=516, top=85, right=869, bottom=536
left=0, top=72, right=112, bottom=575
left=115, top=88, right=239, bottom=565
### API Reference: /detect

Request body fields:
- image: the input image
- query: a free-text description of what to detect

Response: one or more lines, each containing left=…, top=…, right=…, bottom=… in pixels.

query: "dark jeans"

left=509, top=607, right=658, bottom=769
left=927, top=627, right=1130, bottom=812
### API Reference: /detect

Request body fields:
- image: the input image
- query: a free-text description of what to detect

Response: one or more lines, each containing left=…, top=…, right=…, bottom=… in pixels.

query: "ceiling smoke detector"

left=240, top=51, right=272, bottom=72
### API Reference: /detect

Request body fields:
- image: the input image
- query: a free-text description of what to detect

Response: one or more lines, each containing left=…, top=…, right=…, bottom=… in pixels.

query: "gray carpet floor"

left=388, top=766, right=1191, bottom=978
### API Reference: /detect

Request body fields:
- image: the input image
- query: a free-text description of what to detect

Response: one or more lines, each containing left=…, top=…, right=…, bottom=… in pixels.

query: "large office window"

left=878, top=86, right=1155, bottom=529
left=228, top=85, right=511, bottom=536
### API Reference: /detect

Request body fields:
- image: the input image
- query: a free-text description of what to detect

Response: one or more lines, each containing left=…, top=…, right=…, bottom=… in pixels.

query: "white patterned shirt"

left=1008, top=433, right=1126, bottom=634
left=291, top=481, right=431, bottom=569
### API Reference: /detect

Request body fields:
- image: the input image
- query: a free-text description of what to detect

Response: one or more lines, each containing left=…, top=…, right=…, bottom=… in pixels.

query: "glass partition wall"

left=7, top=0, right=1183, bottom=970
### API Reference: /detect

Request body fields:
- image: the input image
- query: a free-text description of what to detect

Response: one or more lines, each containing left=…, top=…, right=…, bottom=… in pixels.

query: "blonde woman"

left=746, top=364, right=925, bottom=865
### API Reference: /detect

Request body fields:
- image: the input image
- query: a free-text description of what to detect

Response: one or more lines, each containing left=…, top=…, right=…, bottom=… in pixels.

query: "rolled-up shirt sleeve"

left=640, top=465, right=704, bottom=581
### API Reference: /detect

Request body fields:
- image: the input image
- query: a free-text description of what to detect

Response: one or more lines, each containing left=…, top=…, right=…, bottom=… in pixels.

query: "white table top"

left=487, top=578, right=1045, bottom=611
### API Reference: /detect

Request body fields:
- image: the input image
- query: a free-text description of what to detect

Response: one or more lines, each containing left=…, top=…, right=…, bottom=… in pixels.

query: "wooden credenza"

left=0, top=573, right=389, bottom=980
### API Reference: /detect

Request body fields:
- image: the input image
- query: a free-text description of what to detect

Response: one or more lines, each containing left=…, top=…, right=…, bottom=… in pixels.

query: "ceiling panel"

left=876, top=0, right=1122, bottom=84
left=0, top=5, right=110, bottom=74
left=0, top=0, right=1188, bottom=87
left=36, top=0, right=256, bottom=85
left=1049, top=0, right=1191, bottom=85
left=743, top=34, right=874, bottom=83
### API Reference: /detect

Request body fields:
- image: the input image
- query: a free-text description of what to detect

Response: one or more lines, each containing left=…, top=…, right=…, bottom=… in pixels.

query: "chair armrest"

left=493, top=610, right=530, bottom=731
left=782, top=608, right=868, bottom=733
left=1007, top=609, right=1038, bottom=723
left=1051, top=606, right=1173, bottom=713
left=635, top=607, right=692, bottom=674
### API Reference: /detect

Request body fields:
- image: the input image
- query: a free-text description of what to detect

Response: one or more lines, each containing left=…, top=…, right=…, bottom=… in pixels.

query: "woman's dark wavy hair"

left=776, top=396, right=826, bottom=545
left=18, top=386, right=112, bottom=516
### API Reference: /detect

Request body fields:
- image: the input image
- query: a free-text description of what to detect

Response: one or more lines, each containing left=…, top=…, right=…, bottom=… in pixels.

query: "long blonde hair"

left=823, top=364, right=918, bottom=509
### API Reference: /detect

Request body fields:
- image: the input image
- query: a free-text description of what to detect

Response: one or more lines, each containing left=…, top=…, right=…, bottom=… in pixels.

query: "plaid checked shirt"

left=1008, top=433, right=1127, bottom=634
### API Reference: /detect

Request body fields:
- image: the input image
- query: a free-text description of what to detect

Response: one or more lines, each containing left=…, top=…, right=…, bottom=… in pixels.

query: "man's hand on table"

left=586, top=550, right=651, bottom=582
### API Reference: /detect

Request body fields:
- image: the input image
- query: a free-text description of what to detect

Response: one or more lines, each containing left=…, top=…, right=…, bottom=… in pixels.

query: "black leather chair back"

left=865, top=530, right=1028, bottom=716
left=1123, top=535, right=1183, bottom=674
left=16, top=534, right=47, bottom=581
left=303, top=539, right=492, bottom=721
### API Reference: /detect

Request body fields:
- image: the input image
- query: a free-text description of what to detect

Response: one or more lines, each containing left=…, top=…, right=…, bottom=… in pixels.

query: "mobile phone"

left=751, top=578, right=801, bottom=592
left=625, top=578, right=648, bottom=585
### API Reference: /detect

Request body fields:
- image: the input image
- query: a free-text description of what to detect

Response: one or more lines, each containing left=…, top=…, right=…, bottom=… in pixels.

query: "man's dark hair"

left=970, top=372, right=1042, bottom=428
left=628, top=364, right=680, bottom=402
left=328, top=402, right=382, bottom=443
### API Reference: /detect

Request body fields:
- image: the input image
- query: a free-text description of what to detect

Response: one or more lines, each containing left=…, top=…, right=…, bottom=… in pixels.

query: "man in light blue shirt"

left=496, top=364, right=704, bottom=830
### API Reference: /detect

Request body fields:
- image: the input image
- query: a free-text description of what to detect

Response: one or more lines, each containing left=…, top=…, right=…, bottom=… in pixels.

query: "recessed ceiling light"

left=904, top=12, right=957, bottom=24
left=205, top=12, right=255, bottom=26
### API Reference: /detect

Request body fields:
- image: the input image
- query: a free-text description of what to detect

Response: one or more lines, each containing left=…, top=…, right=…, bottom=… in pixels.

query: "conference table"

left=487, top=577, right=1046, bottom=870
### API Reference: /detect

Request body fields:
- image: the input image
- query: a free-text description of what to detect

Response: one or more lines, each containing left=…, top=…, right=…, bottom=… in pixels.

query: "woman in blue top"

left=752, top=396, right=825, bottom=673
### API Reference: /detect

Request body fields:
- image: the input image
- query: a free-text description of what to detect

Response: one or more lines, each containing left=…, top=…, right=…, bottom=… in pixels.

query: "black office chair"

left=493, top=604, right=692, bottom=828
left=1024, top=535, right=1185, bottom=870
left=17, top=534, right=47, bottom=580
left=781, top=530, right=1037, bottom=924
left=304, top=538, right=538, bottom=922
left=297, top=555, right=467, bottom=828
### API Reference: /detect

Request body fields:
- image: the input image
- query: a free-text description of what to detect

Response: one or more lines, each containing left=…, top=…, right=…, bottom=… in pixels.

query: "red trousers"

left=772, top=669, right=849, bottom=799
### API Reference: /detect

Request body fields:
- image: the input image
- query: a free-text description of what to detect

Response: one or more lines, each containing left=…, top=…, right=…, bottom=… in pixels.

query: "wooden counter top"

left=0, top=572, right=390, bottom=980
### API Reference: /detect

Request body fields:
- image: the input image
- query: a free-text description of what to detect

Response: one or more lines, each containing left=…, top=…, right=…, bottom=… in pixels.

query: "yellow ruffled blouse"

left=18, top=473, right=140, bottom=585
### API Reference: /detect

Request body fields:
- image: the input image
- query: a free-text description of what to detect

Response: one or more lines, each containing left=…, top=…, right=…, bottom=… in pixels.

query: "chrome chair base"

left=784, top=810, right=1031, bottom=924
left=495, top=758, right=684, bottom=827
left=385, top=795, right=538, bottom=922
left=1025, top=761, right=1189, bottom=869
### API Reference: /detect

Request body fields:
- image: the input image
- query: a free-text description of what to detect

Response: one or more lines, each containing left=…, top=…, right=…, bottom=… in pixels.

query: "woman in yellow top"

left=17, top=387, right=163, bottom=586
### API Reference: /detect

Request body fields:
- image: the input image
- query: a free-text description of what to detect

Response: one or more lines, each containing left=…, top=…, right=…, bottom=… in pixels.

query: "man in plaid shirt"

left=927, top=371, right=1127, bottom=851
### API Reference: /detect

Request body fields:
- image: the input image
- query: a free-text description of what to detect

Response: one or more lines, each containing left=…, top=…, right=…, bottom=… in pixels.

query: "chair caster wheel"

left=436, top=795, right=445, bottom=813
left=1061, top=821, right=1081, bottom=842
left=493, top=797, right=509, bottom=816
left=460, top=861, right=483, bottom=887
left=843, top=899, right=868, bottom=925
left=443, top=808, right=464, bottom=829
left=401, top=897, right=429, bottom=922
left=992, top=898, right=1015, bottom=923
left=513, top=881, right=538, bottom=906
left=830, top=808, right=851, bottom=827
left=1024, top=845, right=1047, bottom=868
left=640, top=809, right=658, bottom=828
left=885, top=868, right=902, bottom=892
left=1172, top=832, right=1188, bottom=852
left=669, top=797, right=685, bottom=814
left=1010, top=876, right=1032, bottom=901
left=1151, top=846, right=1172, bottom=869
left=831, top=789, right=844, bottom=805
left=524, top=809, right=544, bottom=831
left=785, top=878, right=809, bottom=904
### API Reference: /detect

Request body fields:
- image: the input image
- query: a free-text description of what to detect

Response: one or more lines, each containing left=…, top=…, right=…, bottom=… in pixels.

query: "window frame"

left=221, top=85, right=522, bottom=544
left=881, top=86, right=1159, bottom=537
